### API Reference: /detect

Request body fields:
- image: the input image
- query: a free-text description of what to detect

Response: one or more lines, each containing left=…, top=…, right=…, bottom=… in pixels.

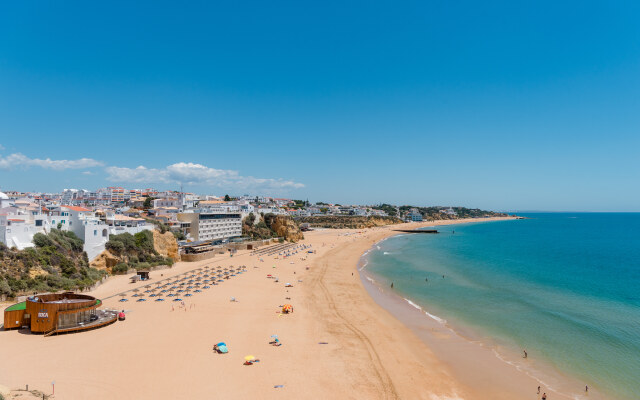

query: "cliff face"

left=0, top=230, right=105, bottom=297
left=296, top=216, right=403, bottom=229
left=268, top=215, right=304, bottom=242
left=153, top=230, right=180, bottom=261
left=89, top=249, right=119, bottom=272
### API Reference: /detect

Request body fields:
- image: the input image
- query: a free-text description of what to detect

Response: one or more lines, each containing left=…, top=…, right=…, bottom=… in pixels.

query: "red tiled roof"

left=62, top=206, right=92, bottom=212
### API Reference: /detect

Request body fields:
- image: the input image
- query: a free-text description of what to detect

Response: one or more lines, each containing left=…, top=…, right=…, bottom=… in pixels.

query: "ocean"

left=363, top=213, right=640, bottom=400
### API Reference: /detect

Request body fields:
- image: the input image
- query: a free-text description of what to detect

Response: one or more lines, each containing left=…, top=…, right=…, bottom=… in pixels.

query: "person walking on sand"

left=541, top=393, right=547, bottom=400
left=391, top=282, right=394, bottom=288
left=537, top=386, right=540, bottom=394
left=585, top=385, right=588, bottom=392
left=524, top=350, right=528, bottom=358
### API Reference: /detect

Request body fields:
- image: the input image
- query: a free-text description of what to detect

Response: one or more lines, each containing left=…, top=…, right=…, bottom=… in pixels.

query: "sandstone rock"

left=90, top=249, right=120, bottom=272
left=153, top=230, right=180, bottom=261
left=269, top=216, right=304, bottom=242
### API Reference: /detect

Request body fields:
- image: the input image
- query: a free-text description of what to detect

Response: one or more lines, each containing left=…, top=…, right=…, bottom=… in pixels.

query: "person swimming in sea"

left=390, top=282, right=394, bottom=288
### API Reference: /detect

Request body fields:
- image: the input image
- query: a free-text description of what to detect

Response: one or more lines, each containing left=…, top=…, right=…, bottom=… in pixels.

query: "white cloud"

left=105, top=162, right=304, bottom=190
left=0, top=153, right=103, bottom=170
left=82, top=171, right=94, bottom=175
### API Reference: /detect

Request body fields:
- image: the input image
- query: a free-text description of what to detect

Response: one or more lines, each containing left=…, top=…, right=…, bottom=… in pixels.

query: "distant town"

left=0, top=186, right=506, bottom=265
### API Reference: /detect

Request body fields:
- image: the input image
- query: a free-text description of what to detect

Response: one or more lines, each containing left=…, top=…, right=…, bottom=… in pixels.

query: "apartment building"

left=177, top=206, right=242, bottom=242
left=406, top=208, right=423, bottom=222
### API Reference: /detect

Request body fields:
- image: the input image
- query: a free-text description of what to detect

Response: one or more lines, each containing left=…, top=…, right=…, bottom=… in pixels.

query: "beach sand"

left=0, top=217, right=596, bottom=399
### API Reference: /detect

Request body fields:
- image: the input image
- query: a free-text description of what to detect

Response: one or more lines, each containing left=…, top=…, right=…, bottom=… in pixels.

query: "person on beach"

left=537, top=386, right=540, bottom=394
left=391, top=282, right=394, bottom=288
left=523, top=350, right=528, bottom=358
left=585, top=385, right=588, bottom=392
left=541, top=393, right=547, bottom=400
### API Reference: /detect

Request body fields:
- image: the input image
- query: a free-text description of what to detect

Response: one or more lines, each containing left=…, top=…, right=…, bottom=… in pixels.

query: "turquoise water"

left=365, top=213, right=640, bottom=400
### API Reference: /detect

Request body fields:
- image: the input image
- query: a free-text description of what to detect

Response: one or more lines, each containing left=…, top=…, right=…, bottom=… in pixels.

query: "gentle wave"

left=403, top=298, right=448, bottom=324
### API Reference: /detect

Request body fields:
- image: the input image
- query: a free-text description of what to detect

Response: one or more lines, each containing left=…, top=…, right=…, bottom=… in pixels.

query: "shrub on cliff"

left=106, top=231, right=174, bottom=273
left=0, top=229, right=105, bottom=297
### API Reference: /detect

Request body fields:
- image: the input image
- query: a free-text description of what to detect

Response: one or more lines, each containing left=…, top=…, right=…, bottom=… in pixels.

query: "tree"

left=33, top=232, right=55, bottom=248
left=0, top=278, right=11, bottom=296
left=224, top=194, right=231, bottom=202
left=143, top=197, right=154, bottom=210
left=244, top=212, right=256, bottom=226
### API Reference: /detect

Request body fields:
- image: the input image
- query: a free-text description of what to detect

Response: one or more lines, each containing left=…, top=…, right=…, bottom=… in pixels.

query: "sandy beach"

left=1, top=217, right=595, bottom=400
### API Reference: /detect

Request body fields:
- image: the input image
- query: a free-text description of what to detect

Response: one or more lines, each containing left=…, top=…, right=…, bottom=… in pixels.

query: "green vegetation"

left=142, top=196, right=154, bottom=210
left=397, top=206, right=508, bottom=220
left=296, top=215, right=403, bottom=229
left=0, top=230, right=107, bottom=298
left=105, top=230, right=174, bottom=273
left=291, top=199, right=310, bottom=209
left=143, top=217, right=171, bottom=233
left=242, top=212, right=278, bottom=240
left=372, top=203, right=398, bottom=217
left=172, top=231, right=186, bottom=241
left=224, top=194, right=231, bottom=201
left=242, top=213, right=302, bottom=241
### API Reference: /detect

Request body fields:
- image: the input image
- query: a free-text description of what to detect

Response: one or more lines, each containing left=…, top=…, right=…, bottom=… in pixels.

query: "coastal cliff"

left=90, top=229, right=175, bottom=274
left=89, top=249, right=119, bottom=271
left=0, top=230, right=105, bottom=298
left=243, top=213, right=304, bottom=242
left=296, top=215, right=403, bottom=229
left=267, top=215, right=304, bottom=242
left=153, top=230, right=180, bottom=261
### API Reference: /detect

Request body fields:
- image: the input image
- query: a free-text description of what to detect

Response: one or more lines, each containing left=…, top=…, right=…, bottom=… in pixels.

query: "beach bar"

left=3, top=292, right=116, bottom=335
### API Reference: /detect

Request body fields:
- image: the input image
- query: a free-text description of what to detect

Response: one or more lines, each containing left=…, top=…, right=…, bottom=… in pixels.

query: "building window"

left=94, top=230, right=97, bottom=236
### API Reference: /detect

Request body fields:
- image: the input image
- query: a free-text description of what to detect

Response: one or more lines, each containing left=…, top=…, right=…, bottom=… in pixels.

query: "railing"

left=43, top=326, right=57, bottom=337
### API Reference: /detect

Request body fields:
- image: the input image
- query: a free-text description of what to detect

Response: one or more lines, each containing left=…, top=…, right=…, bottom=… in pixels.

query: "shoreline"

left=357, top=218, right=608, bottom=400
left=0, top=216, right=610, bottom=399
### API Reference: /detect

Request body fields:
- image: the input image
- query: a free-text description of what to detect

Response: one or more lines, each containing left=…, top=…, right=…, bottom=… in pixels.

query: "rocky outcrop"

left=89, top=249, right=120, bottom=272
left=267, top=215, right=304, bottom=242
left=153, top=230, right=180, bottom=262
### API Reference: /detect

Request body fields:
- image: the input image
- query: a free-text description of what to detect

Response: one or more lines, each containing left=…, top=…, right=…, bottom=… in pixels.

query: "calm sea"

left=365, top=213, right=640, bottom=400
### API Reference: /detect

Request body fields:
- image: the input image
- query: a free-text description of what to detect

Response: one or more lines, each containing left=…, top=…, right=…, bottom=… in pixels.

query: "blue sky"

left=1, top=1, right=639, bottom=211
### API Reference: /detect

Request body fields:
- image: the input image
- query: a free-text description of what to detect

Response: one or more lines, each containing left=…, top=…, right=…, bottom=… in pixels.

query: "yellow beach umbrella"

left=244, top=355, right=256, bottom=361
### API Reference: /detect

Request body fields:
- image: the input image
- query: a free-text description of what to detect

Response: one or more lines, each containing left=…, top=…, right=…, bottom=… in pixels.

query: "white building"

left=178, top=206, right=242, bottom=242
left=406, top=208, right=423, bottom=222
left=0, top=214, right=50, bottom=250
left=153, top=198, right=180, bottom=209
left=0, top=191, right=12, bottom=209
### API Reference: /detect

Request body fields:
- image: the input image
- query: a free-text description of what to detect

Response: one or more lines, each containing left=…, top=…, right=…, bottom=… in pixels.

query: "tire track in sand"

left=309, top=244, right=399, bottom=400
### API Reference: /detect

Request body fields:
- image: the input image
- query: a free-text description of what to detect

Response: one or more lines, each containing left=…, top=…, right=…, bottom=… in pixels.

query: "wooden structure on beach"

left=3, top=292, right=116, bottom=335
